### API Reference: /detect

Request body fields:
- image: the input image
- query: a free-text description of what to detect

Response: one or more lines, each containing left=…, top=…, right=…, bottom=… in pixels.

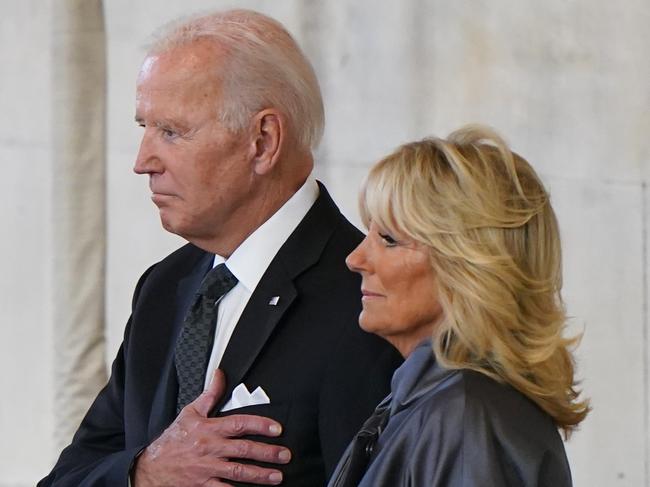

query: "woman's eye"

left=379, top=233, right=398, bottom=247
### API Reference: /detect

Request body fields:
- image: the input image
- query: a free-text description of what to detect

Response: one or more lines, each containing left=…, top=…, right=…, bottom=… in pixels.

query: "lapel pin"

left=268, top=296, right=280, bottom=306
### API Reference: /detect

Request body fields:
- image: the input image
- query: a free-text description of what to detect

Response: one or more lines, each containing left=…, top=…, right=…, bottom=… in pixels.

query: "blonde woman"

left=329, top=126, right=589, bottom=487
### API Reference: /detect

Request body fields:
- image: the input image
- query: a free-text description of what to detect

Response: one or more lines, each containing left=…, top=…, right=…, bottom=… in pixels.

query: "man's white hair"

left=148, top=9, right=325, bottom=151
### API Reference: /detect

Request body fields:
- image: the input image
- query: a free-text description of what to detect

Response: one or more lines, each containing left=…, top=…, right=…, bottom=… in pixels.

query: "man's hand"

left=133, top=369, right=291, bottom=487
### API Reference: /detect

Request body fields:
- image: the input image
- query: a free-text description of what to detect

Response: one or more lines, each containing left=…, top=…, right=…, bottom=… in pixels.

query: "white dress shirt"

left=203, top=177, right=319, bottom=389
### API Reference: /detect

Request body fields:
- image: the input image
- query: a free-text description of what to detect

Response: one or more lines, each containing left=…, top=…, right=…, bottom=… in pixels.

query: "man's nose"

left=133, top=130, right=160, bottom=174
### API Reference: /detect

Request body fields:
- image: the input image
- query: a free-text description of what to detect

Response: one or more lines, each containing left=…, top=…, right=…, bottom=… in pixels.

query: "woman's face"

left=346, top=221, right=444, bottom=357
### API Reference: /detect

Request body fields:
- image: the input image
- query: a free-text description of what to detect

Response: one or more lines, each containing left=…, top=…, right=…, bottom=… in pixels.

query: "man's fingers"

left=211, top=462, right=284, bottom=486
left=217, top=438, right=291, bottom=464
left=211, top=414, right=283, bottom=438
left=205, top=481, right=233, bottom=487
left=192, top=369, right=226, bottom=417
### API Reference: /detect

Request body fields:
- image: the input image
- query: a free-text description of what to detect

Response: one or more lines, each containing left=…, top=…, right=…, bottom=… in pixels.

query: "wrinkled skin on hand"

left=133, top=369, right=291, bottom=487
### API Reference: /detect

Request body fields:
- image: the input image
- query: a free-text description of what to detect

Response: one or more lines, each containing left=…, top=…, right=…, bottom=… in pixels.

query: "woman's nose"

left=346, top=236, right=369, bottom=273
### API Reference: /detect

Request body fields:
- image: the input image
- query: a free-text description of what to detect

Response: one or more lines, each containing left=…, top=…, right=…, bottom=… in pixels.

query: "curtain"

left=51, top=0, right=107, bottom=451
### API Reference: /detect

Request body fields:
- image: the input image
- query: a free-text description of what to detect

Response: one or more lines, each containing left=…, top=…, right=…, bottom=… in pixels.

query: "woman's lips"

left=361, top=289, right=384, bottom=299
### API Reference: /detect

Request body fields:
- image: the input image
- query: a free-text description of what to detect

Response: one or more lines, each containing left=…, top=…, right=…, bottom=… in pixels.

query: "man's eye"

left=161, top=128, right=178, bottom=139
left=379, top=233, right=398, bottom=247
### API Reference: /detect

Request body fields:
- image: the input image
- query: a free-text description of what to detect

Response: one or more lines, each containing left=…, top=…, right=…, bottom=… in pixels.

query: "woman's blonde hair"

left=360, top=125, right=589, bottom=436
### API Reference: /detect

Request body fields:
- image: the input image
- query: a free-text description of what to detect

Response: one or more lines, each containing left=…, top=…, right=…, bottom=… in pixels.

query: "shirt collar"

left=213, top=177, right=319, bottom=292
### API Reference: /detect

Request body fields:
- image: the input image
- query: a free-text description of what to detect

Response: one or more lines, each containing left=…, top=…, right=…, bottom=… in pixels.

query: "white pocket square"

left=221, top=383, right=271, bottom=412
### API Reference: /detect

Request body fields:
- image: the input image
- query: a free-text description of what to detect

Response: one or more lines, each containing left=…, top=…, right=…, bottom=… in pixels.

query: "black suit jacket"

left=39, top=183, right=402, bottom=487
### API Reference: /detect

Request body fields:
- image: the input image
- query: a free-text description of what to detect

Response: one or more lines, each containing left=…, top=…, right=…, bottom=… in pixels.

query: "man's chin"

left=159, top=214, right=198, bottom=244
left=159, top=212, right=182, bottom=236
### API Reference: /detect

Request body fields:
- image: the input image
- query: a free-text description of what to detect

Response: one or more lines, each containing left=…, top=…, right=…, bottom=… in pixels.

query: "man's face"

left=134, top=40, right=256, bottom=245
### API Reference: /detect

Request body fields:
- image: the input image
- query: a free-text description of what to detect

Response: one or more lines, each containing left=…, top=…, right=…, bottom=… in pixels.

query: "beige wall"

left=2, top=1, right=648, bottom=485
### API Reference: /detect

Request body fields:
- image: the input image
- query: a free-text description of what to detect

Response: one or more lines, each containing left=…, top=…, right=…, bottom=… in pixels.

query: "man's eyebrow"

left=134, top=117, right=189, bottom=132
left=157, top=119, right=191, bottom=132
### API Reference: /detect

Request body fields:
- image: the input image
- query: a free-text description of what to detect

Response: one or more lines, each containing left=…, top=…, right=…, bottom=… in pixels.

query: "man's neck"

left=191, top=177, right=310, bottom=257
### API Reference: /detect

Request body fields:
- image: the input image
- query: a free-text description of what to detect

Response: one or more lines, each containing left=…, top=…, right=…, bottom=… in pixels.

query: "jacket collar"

left=212, top=181, right=344, bottom=411
left=388, top=339, right=461, bottom=417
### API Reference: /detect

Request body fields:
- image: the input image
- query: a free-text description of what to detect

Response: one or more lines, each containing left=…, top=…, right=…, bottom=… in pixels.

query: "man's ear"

left=252, top=109, right=284, bottom=175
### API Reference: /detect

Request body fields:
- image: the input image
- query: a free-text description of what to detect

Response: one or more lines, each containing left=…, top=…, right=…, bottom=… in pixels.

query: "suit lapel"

left=147, top=250, right=213, bottom=438
left=214, top=182, right=344, bottom=410
left=215, top=269, right=297, bottom=411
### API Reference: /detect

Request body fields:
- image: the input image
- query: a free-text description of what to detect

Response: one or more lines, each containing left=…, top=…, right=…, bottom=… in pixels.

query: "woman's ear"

left=252, top=109, right=284, bottom=175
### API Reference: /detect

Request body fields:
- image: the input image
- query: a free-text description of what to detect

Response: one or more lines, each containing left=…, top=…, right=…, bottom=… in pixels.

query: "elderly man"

left=39, top=9, right=401, bottom=487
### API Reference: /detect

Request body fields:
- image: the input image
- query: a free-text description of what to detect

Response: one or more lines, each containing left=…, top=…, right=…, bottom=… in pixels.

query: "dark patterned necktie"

left=329, top=401, right=391, bottom=487
left=175, top=263, right=238, bottom=413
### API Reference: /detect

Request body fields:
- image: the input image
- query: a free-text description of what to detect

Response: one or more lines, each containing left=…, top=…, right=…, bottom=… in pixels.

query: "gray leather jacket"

left=329, top=340, right=572, bottom=486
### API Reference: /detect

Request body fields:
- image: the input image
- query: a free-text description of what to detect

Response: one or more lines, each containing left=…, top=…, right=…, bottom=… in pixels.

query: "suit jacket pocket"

left=216, top=401, right=289, bottom=423
left=211, top=401, right=293, bottom=472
